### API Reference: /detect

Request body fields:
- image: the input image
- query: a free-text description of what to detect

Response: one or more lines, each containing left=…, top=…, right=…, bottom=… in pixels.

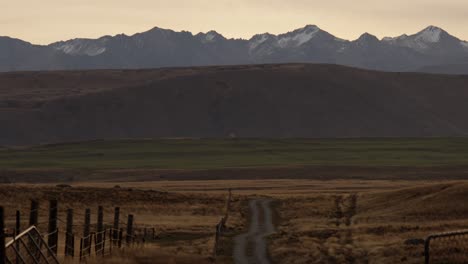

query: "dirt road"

left=233, top=199, right=275, bottom=264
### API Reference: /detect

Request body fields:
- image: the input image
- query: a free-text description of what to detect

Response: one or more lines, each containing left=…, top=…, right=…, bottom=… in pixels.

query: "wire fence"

left=0, top=189, right=233, bottom=264
left=0, top=200, right=159, bottom=264
left=424, top=229, right=468, bottom=264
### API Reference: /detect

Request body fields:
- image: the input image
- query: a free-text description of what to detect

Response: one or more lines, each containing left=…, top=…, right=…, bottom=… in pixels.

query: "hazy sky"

left=3, top=0, right=468, bottom=44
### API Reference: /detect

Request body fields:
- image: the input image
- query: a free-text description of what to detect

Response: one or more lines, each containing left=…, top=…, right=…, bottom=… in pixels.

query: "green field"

left=1, top=138, right=468, bottom=170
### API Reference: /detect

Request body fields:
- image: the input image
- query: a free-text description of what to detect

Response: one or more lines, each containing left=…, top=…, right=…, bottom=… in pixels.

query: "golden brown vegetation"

left=1, top=179, right=467, bottom=263
left=271, top=181, right=468, bottom=264
left=0, top=185, right=245, bottom=263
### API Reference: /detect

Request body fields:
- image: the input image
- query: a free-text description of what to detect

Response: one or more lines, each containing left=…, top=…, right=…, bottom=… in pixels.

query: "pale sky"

left=2, top=0, right=468, bottom=45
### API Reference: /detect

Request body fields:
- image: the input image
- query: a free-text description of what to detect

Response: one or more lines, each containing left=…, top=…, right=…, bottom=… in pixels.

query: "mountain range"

left=1, top=25, right=468, bottom=73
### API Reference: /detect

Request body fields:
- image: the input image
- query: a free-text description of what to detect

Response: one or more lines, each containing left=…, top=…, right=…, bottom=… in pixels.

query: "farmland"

left=1, top=138, right=467, bottom=263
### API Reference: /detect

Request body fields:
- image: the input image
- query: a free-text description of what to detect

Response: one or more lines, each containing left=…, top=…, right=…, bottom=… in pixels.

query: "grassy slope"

left=3, top=64, right=468, bottom=146
left=1, top=138, right=468, bottom=170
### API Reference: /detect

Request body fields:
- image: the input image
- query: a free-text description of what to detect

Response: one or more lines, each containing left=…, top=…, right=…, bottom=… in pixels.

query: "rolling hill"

left=1, top=63, right=468, bottom=146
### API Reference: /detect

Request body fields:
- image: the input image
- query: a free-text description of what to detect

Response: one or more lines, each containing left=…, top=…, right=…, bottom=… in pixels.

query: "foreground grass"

left=1, top=138, right=468, bottom=170
left=272, top=182, right=468, bottom=264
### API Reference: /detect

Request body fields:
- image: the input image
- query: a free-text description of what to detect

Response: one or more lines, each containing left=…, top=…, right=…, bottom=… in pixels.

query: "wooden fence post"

left=15, top=210, right=20, bottom=264
left=113, top=207, right=120, bottom=245
left=0, top=207, right=5, bottom=264
left=29, top=200, right=39, bottom=227
left=83, top=208, right=91, bottom=256
left=109, top=229, right=112, bottom=254
left=424, top=237, right=431, bottom=264
left=126, top=215, right=134, bottom=245
left=102, top=230, right=106, bottom=256
left=213, top=220, right=221, bottom=257
left=79, top=238, right=83, bottom=262
left=65, top=209, right=74, bottom=257
left=15, top=211, right=20, bottom=235
left=118, top=228, right=123, bottom=248
left=222, top=188, right=232, bottom=228
left=96, top=206, right=104, bottom=252
left=47, top=200, right=58, bottom=254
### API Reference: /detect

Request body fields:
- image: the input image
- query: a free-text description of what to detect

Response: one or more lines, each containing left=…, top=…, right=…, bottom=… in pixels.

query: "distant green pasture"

left=1, top=138, right=468, bottom=170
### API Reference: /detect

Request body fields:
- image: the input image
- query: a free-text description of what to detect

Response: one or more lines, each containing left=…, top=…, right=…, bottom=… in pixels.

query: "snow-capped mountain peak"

left=249, top=33, right=273, bottom=50
left=415, top=25, right=444, bottom=43
left=197, top=31, right=225, bottom=43
left=277, top=25, right=321, bottom=48
left=300, top=24, right=320, bottom=31
left=381, top=26, right=455, bottom=52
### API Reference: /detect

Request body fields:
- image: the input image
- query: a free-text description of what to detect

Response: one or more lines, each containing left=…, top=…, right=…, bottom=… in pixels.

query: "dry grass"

left=271, top=181, right=468, bottom=264
left=69, top=179, right=442, bottom=196
left=1, top=179, right=467, bottom=263
left=85, top=246, right=214, bottom=264
left=0, top=184, right=245, bottom=264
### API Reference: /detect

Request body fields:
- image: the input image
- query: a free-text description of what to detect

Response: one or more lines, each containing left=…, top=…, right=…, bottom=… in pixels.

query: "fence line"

left=213, top=188, right=232, bottom=257
left=0, top=200, right=159, bottom=264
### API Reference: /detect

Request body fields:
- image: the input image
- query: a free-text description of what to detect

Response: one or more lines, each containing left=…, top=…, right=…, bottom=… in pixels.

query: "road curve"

left=233, top=199, right=275, bottom=264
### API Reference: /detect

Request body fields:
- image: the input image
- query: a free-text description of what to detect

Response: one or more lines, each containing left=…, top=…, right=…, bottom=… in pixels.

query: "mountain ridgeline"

left=1, top=64, right=468, bottom=146
left=1, top=25, right=468, bottom=73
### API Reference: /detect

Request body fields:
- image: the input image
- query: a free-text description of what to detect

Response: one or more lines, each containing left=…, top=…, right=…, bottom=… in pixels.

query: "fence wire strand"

left=425, top=230, right=468, bottom=264
left=2, top=203, right=159, bottom=264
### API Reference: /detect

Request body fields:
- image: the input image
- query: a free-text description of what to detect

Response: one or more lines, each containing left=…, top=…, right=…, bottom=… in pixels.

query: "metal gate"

left=4, top=226, right=59, bottom=264
left=425, top=229, right=468, bottom=264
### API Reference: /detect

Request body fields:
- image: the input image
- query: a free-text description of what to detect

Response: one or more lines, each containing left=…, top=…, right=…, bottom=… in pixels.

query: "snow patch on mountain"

left=382, top=34, right=408, bottom=42
left=205, top=33, right=215, bottom=42
left=198, top=31, right=225, bottom=44
left=382, top=27, right=446, bottom=52
left=249, top=34, right=270, bottom=50
left=277, top=26, right=320, bottom=48
left=461, top=41, right=468, bottom=49
left=56, top=45, right=106, bottom=56
left=54, top=39, right=107, bottom=56
left=203, top=31, right=218, bottom=43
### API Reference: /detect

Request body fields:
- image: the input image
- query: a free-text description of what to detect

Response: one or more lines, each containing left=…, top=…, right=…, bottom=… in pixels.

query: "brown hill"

left=1, top=64, right=468, bottom=145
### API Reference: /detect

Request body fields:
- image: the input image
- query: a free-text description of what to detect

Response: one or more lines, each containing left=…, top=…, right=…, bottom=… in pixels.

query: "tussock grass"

left=271, top=181, right=468, bottom=264
left=1, top=179, right=467, bottom=263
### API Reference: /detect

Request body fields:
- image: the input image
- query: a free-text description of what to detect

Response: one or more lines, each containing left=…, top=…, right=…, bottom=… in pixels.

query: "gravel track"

left=233, top=199, right=275, bottom=264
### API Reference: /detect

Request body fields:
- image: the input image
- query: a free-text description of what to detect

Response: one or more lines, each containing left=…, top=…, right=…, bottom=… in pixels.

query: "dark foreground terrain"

left=1, top=64, right=468, bottom=145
